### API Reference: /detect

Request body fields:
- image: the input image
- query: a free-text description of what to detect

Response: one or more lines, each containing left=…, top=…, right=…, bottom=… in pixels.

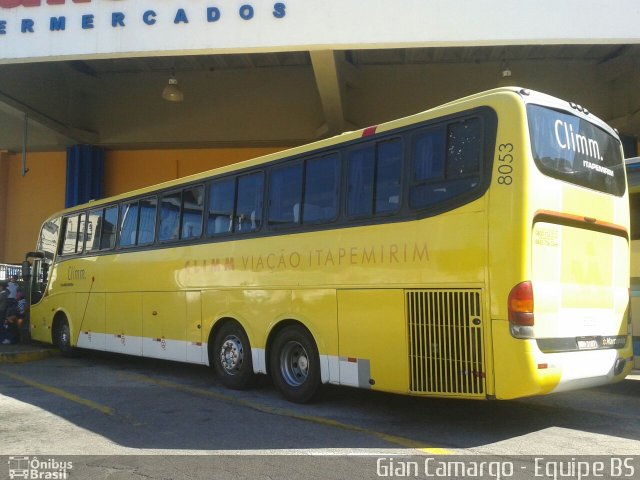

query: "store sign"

left=0, top=0, right=91, bottom=6
left=0, top=0, right=639, bottom=63
left=0, top=1, right=286, bottom=34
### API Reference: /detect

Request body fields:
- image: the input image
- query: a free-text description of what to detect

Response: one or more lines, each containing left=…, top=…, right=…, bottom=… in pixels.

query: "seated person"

left=16, top=290, right=29, bottom=342
left=0, top=307, right=21, bottom=345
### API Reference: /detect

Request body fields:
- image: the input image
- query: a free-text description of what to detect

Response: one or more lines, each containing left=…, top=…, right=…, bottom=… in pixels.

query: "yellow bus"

left=626, top=156, right=640, bottom=369
left=24, top=87, right=633, bottom=403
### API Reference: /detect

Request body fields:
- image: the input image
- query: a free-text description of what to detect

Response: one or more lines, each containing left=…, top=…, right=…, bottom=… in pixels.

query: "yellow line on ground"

left=0, top=369, right=115, bottom=416
left=121, top=373, right=452, bottom=455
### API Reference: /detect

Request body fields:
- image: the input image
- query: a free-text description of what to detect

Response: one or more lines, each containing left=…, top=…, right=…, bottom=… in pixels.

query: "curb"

left=0, top=347, right=59, bottom=364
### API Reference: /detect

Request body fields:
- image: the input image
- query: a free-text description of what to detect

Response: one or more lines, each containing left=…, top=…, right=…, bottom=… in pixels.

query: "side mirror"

left=21, top=260, right=31, bottom=279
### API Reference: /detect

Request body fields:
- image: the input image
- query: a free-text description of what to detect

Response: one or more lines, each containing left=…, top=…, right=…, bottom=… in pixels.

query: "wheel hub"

left=280, top=341, right=309, bottom=387
left=220, top=335, right=243, bottom=375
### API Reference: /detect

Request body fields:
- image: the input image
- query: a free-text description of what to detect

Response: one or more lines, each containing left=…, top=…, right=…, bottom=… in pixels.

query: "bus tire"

left=212, top=321, right=255, bottom=390
left=55, top=318, right=77, bottom=358
left=270, top=325, right=321, bottom=403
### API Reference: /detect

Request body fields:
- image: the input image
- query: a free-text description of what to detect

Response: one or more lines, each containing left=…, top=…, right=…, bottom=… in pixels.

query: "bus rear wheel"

left=212, top=321, right=255, bottom=390
left=270, top=325, right=321, bottom=403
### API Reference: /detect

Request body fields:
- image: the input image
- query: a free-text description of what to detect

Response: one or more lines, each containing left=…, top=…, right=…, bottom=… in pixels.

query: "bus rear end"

left=494, top=92, right=633, bottom=399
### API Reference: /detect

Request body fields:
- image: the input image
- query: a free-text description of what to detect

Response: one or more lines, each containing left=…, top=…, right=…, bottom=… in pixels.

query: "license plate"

left=577, top=339, right=598, bottom=350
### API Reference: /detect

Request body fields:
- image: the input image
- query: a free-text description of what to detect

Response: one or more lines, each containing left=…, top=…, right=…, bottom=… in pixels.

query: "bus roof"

left=45, top=86, right=618, bottom=220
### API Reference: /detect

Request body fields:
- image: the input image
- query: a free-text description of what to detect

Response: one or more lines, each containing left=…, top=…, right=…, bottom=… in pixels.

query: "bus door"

left=23, top=251, right=49, bottom=305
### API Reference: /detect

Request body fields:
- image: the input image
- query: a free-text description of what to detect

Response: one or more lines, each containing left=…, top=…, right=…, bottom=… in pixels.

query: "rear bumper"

left=493, top=321, right=632, bottom=399
left=542, top=347, right=633, bottom=393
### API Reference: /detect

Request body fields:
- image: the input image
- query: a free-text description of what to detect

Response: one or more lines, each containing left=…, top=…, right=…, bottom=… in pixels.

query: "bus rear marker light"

left=362, top=126, right=377, bottom=137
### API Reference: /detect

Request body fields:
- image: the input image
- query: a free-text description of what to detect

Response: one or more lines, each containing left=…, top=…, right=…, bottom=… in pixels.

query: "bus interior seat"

left=213, top=215, right=231, bottom=234
left=294, top=203, right=329, bottom=223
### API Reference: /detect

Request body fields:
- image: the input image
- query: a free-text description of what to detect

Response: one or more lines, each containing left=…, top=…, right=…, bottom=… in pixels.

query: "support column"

left=0, top=151, right=9, bottom=262
left=66, top=145, right=104, bottom=208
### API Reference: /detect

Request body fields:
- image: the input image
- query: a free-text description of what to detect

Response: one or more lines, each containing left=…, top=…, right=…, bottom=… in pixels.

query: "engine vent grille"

left=407, top=289, right=485, bottom=396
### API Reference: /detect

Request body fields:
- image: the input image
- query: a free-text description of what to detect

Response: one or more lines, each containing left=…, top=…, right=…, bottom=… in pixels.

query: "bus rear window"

left=527, top=105, right=625, bottom=196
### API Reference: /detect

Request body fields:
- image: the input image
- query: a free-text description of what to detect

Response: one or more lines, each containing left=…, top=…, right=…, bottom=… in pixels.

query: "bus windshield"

left=37, top=218, right=60, bottom=261
left=527, top=104, right=625, bottom=196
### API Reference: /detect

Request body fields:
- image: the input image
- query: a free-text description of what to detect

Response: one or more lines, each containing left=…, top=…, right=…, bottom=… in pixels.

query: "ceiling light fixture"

left=498, top=61, right=513, bottom=87
left=162, top=72, right=184, bottom=102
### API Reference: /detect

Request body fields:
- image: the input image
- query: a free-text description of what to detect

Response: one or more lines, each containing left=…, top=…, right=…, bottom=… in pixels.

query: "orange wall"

left=104, top=147, right=285, bottom=197
left=2, top=151, right=67, bottom=264
left=0, top=146, right=286, bottom=264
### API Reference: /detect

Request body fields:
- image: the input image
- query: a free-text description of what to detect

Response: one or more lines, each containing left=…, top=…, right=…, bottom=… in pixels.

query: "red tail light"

left=508, top=281, right=534, bottom=338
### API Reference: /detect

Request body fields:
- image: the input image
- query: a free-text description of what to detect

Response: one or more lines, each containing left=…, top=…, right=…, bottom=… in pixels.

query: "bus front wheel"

left=212, top=321, right=255, bottom=390
left=270, top=325, right=321, bottom=403
left=54, top=317, right=77, bottom=358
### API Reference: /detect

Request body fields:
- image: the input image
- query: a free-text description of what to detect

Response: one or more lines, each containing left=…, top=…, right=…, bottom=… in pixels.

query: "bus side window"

left=61, top=216, right=78, bottom=255
left=268, top=163, right=303, bottom=227
left=409, top=118, right=483, bottom=210
left=181, top=186, right=204, bottom=240
left=159, top=191, right=181, bottom=242
left=303, top=153, right=340, bottom=223
left=101, top=206, right=118, bottom=249
left=119, top=201, right=139, bottom=248
left=138, top=196, right=157, bottom=245
left=630, top=192, right=640, bottom=241
left=409, top=127, right=446, bottom=209
left=207, top=178, right=235, bottom=237
left=347, top=147, right=375, bottom=217
left=414, top=128, right=445, bottom=182
left=447, top=118, right=482, bottom=178
left=375, top=139, right=402, bottom=214
left=77, top=213, right=87, bottom=254
left=235, top=172, right=264, bottom=233
left=87, top=209, right=103, bottom=252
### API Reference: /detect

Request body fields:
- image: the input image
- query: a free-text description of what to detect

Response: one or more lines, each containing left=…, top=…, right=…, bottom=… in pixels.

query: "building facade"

left=0, top=0, right=639, bottom=263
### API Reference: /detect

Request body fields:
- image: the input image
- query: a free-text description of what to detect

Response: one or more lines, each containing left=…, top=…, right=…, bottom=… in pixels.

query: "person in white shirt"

left=6, top=276, right=19, bottom=315
left=7, top=276, right=18, bottom=301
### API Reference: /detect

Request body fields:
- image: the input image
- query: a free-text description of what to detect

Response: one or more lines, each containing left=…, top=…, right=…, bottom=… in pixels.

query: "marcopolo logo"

left=8, top=456, right=73, bottom=480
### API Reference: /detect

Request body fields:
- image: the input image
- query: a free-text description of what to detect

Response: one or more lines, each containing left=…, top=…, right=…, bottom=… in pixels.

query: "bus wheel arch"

left=208, top=317, right=256, bottom=390
left=51, top=311, right=77, bottom=358
left=267, top=320, right=322, bottom=403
